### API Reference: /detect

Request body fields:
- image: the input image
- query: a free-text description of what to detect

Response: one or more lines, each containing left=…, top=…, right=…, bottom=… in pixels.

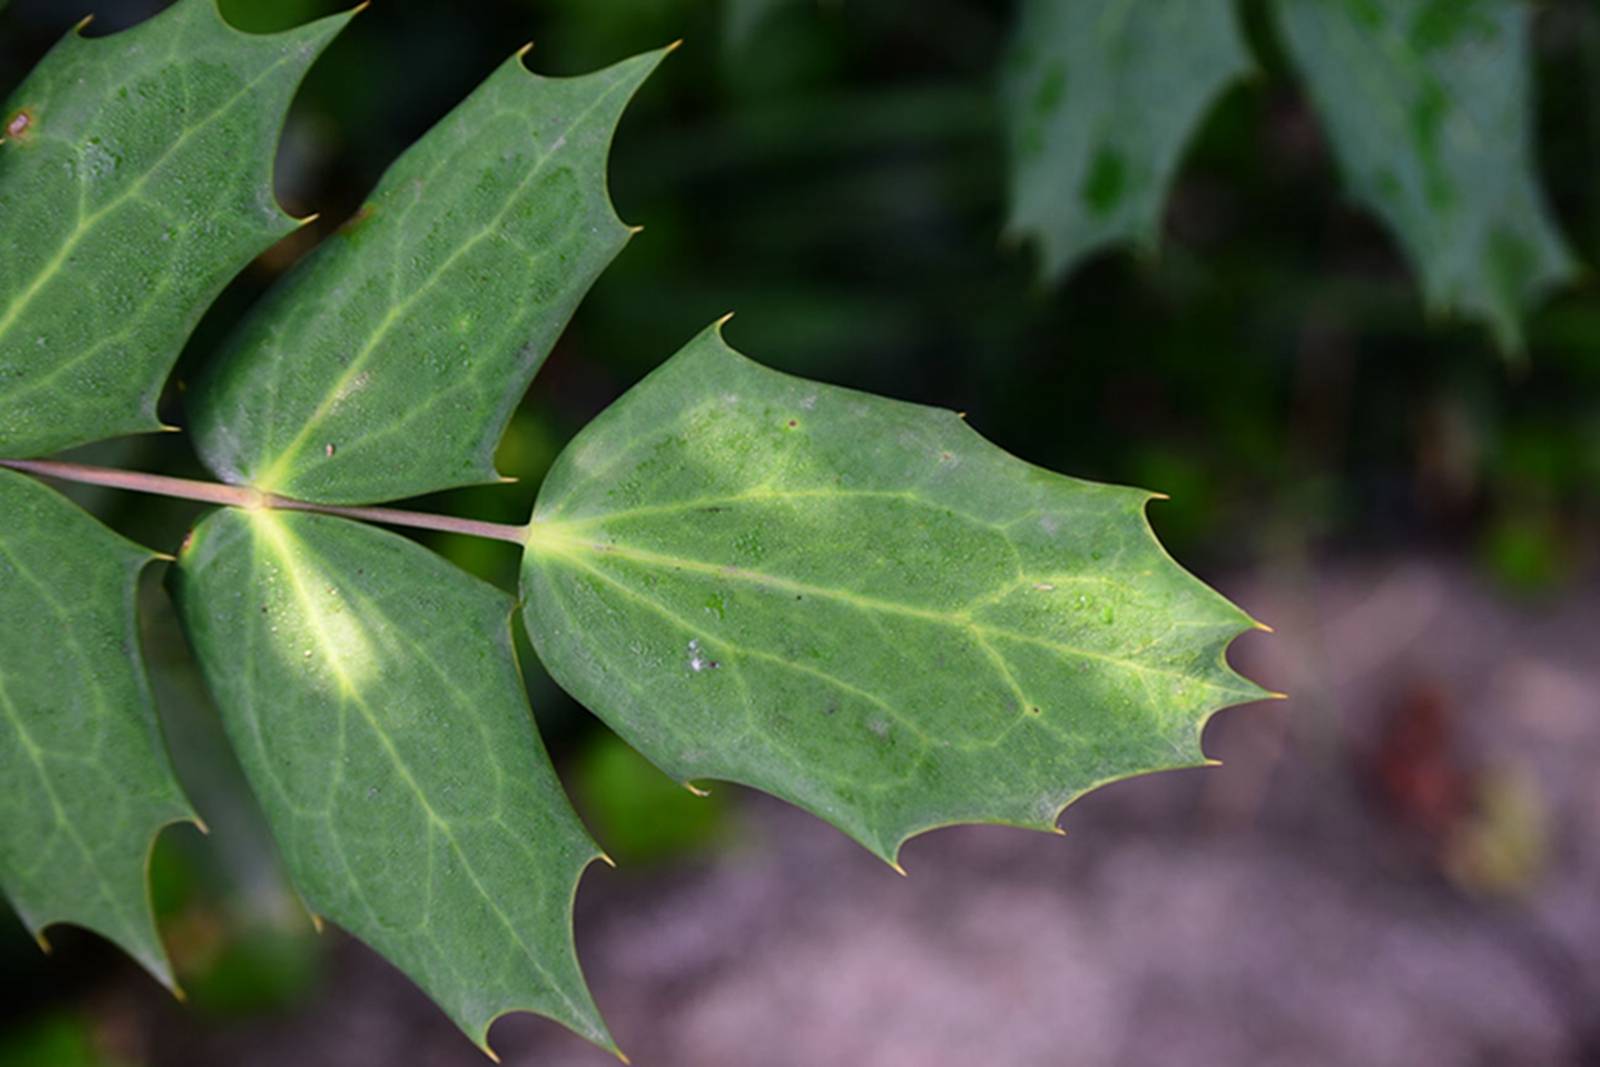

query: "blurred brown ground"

left=114, top=556, right=1600, bottom=1067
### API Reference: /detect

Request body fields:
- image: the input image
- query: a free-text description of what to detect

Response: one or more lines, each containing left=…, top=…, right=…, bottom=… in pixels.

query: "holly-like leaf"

left=0, top=0, right=353, bottom=457
left=171, top=509, right=612, bottom=1057
left=192, top=47, right=670, bottom=506
left=0, top=468, right=195, bottom=988
left=521, top=324, right=1270, bottom=864
left=1275, top=0, right=1575, bottom=350
left=1002, top=0, right=1250, bottom=280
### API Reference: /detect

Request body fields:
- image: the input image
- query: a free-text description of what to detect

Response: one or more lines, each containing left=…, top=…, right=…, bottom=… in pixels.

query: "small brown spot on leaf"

left=340, top=203, right=376, bottom=237
left=5, top=109, right=34, bottom=140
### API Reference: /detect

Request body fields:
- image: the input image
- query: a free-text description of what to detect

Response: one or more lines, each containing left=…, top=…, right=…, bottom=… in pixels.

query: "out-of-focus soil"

left=118, top=559, right=1600, bottom=1065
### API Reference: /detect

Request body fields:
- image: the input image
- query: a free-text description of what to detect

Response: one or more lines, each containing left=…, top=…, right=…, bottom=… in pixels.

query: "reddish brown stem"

left=1, top=458, right=530, bottom=545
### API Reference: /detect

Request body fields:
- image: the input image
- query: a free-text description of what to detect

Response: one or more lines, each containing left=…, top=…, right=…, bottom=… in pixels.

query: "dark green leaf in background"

left=172, top=509, right=612, bottom=1056
left=1002, top=0, right=1250, bottom=280
left=522, top=325, right=1270, bottom=863
left=1275, top=0, right=1575, bottom=351
left=723, top=0, right=794, bottom=53
left=0, top=468, right=195, bottom=989
left=0, top=0, right=352, bottom=457
left=192, top=47, right=670, bottom=505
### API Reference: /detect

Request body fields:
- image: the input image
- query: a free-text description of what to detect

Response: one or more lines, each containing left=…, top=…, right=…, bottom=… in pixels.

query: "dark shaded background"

left=2, top=1, right=1598, bottom=1065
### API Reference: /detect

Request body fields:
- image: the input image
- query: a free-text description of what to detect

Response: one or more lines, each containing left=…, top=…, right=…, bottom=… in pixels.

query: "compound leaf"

left=1275, top=0, right=1575, bottom=351
left=1002, top=0, right=1250, bottom=280
left=192, top=47, right=669, bottom=506
left=521, top=324, right=1270, bottom=864
left=171, top=509, right=612, bottom=1057
left=0, top=0, right=353, bottom=457
left=0, top=468, right=195, bottom=988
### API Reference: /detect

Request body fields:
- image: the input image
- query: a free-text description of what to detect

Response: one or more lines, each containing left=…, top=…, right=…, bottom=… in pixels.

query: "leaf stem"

left=0, top=458, right=530, bottom=545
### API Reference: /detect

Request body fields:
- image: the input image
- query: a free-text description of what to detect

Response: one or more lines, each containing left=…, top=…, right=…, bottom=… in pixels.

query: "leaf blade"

left=172, top=508, right=612, bottom=1055
left=1275, top=0, right=1575, bottom=350
left=0, top=0, right=352, bottom=457
left=521, top=325, right=1269, bottom=862
left=1002, top=0, right=1250, bottom=280
left=0, top=468, right=195, bottom=988
left=192, top=47, right=669, bottom=505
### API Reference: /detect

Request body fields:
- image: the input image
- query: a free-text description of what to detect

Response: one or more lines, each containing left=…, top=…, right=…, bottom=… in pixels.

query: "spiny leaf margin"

left=0, top=467, right=197, bottom=989
left=522, top=320, right=1272, bottom=865
left=192, top=44, right=673, bottom=505
left=171, top=507, right=615, bottom=1058
left=0, top=0, right=355, bottom=456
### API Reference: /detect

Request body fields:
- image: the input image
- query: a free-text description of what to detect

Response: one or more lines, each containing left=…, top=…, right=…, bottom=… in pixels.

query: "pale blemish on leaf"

left=687, top=639, right=720, bottom=673
left=4, top=108, right=34, bottom=141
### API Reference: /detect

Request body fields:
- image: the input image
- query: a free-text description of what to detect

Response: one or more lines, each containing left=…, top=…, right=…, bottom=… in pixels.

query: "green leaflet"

left=0, top=468, right=195, bottom=988
left=0, top=0, right=352, bottom=457
left=522, top=324, right=1270, bottom=863
left=1275, top=0, right=1574, bottom=351
left=192, top=47, right=669, bottom=506
left=171, top=509, right=611, bottom=1056
left=1002, top=0, right=1250, bottom=280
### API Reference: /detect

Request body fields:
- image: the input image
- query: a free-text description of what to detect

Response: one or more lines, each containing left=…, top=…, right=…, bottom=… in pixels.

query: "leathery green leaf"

left=0, top=0, right=353, bottom=457
left=192, top=46, right=671, bottom=506
left=1002, top=0, right=1250, bottom=280
left=171, top=509, right=612, bottom=1057
left=521, top=323, right=1271, bottom=864
left=0, top=468, right=195, bottom=988
left=1275, top=0, right=1574, bottom=351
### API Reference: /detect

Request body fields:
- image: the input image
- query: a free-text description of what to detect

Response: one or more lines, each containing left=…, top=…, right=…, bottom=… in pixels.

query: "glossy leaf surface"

left=192, top=48, right=668, bottom=505
left=1276, top=0, right=1574, bottom=350
left=522, top=325, right=1269, bottom=863
left=0, top=0, right=351, bottom=456
left=171, top=509, right=611, bottom=1055
left=1002, top=0, right=1249, bottom=280
left=0, top=468, right=194, bottom=987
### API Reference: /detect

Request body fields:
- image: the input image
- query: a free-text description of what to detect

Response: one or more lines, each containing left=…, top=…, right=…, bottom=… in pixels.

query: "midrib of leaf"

left=250, top=70, right=642, bottom=495
left=0, top=45, right=304, bottom=354
left=246, top=511, right=594, bottom=1034
left=527, top=523, right=1260, bottom=700
left=0, top=540, right=167, bottom=977
left=224, top=521, right=393, bottom=942
left=543, top=486, right=927, bottom=525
